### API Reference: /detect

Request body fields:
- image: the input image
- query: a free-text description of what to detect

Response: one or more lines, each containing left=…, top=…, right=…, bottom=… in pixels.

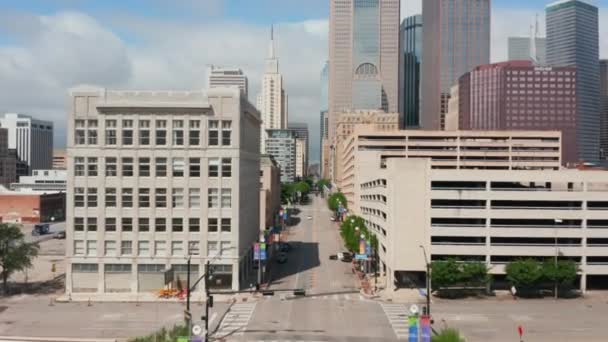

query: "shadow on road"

left=1, top=274, right=65, bottom=297
left=268, top=241, right=320, bottom=285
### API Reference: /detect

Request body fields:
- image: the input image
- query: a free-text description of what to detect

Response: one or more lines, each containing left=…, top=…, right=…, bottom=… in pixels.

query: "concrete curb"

left=0, top=337, right=117, bottom=342
left=54, top=293, right=250, bottom=304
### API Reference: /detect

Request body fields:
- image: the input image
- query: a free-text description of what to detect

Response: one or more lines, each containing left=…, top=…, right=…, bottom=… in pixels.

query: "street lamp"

left=419, top=245, right=431, bottom=316
left=554, top=219, right=563, bottom=300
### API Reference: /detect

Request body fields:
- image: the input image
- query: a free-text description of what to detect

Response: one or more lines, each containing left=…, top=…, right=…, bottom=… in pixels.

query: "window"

left=87, top=157, right=98, bottom=176
left=105, top=188, right=117, bottom=207
left=189, top=188, right=200, bottom=208
left=172, top=218, right=183, bottom=232
left=155, top=218, right=166, bottom=232
left=189, top=158, right=200, bottom=177
left=87, top=120, right=98, bottom=145
left=171, top=241, right=184, bottom=256
left=105, top=217, right=116, bottom=231
left=221, top=218, right=231, bottom=232
left=172, top=158, right=185, bottom=177
left=74, top=157, right=85, bottom=176
left=138, top=241, right=150, bottom=256
left=208, top=189, right=219, bottom=208
left=155, top=120, right=167, bottom=145
left=138, top=158, right=151, bottom=177
left=139, top=120, right=150, bottom=145
left=121, top=218, right=133, bottom=232
left=221, top=158, right=232, bottom=177
left=72, top=263, right=98, bottom=273
left=105, top=157, right=117, bottom=176
left=105, top=264, right=131, bottom=273
left=87, top=218, right=97, bottom=231
left=121, top=241, right=132, bottom=256
left=74, top=240, right=85, bottom=255
left=188, top=241, right=200, bottom=256
left=138, top=188, right=150, bottom=208
left=105, top=120, right=117, bottom=145
left=221, top=189, right=231, bottom=208
left=221, top=120, right=232, bottom=146
left=86, top=240, right=97, bottom=256
left=207, top=241, right=218, bottom=256
left=208, top=120, right=219, bottom=146
left=122, top=188, right=133, bottom=208
left=208, top=218, right=218, bottom=232
left=87, top=188, right=97, bottom=207
left=189, top=218, right=200, bottom=232
left=74, top=217, right=84, bottom=231
left=208, top=158, right=219, bottom=177
left=173, top=120, right=184, bottom=145
left=155, top=188, right=167, bottom=208
left=155, top=241, right=167, bottom=256
left=220, top=241, right=232, bottom=255
left=189, top=120, right=200, bottom=145
left=75, top=120, right=86, bottom=145
left=172, top=188, right=185, bottom=208
left=122, top=120, right=133, bottom=145
left=122, top=157, right=134, bottom=177
left=105, top=241, right=117, bottom=256
left=155, top=157, right=167, bottom=177
left=74, top=187, right=85, bottom=207
left=138, top=218, right=149, bottom=232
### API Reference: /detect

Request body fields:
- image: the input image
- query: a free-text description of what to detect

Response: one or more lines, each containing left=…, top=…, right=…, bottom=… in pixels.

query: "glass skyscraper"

left=400, top=15, right=423, bottom=128
left=546, top=0, right=600, bottom=163
left=320, top=62, right=329, bottom=175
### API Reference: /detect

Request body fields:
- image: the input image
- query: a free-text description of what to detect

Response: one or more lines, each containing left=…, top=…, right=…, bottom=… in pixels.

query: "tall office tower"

left=320, top=61, right=329, bottom=177
left=66, top=86, right=261, bottom=295
left=508, top=37, right=547, bottom=64
left=0, top=128, right=16, bottom=188
left=265, top=129, right=296, bottom=183
left=547, top=0, right=599, bottom=163
left=258, top=26, right=288, bottom=154
left=328, top=0, right=400, bottom=140
left=600, top=60, right=608, bottom=160
left=420, top=0, right=491, bottom=130
left=400, top=14, right=423, bottom=128
left=208, top=65, right=249, bottom=98
left=288, top=123, right=309, bottom=179
left=0, top=113, right=53, bottom=174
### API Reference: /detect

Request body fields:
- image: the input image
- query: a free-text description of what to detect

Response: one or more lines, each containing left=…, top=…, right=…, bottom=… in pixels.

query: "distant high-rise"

left=258, top=26, right=288, bottom=153
left=420, top=0, right=491, bottom=130
left=208, top=65, right=248, bottom=98
left=400, top=14, right=423, bottom=128
left=0, top=113, right=53, bottom=174
left=288, top=123, right=309, bottom=179
left=320, top=61, right=329, bottom=176
left=328, top=0, right=400, bottom=140
left=266, top=129, right=296, bottom=183
left=547, top=0, right=600, bottom=163
left=600, top=60, right=608, bottom=160
left=508, top=37, right=547, bottom=64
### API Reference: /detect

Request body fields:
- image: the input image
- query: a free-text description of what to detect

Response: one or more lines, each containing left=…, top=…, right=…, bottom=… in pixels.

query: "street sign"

left=254, top=243, right=260, bottom=260
left=420, top=315, right=431, bottom=342
left=260, top=249, right=267, bottom=260
left=408, top=315, right=419, bottom=342
left=365, top=242, right=372, bottom=256
left=409, top=304, right=419, bottom=315
left=355, top=254, right=368, bottom=260
left=359, top=240, right=366, bottom=255
left=192, top=324, right=202, bottom=336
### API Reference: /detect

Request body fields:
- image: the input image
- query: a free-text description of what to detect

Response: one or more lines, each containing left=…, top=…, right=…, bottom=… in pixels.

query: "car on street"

left=307, top=215, right=313, bottom=220
left=279, top=242, right=291, bottom=253
left=277, top=253, right=288, bottom=264
left=337, top=252, right=353, bottom=262
left=31, top=223, right=50, bottom=236
left=54, top=231, right=66, bottom=239
left=330, top=216, right=335, bottom=221
left=329, top=254, right=338, bottom=260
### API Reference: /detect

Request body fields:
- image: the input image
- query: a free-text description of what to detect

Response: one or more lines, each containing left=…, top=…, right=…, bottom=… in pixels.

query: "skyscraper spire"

left=269, top=24, right=275, bottom=59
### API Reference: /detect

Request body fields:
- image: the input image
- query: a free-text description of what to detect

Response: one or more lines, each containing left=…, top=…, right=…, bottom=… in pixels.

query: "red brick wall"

left=0, top=195, right=41, bottom=223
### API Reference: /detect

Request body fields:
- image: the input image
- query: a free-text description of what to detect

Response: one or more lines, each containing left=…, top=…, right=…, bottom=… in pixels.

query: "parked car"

left=279, top=242, right=291, bottom=253
left=54, top=231, right=66, bottom=239
left=329, top=254, right=338, bottom=260
left=338, top=252, right=353, bottom=262
left=31, top=223, right=50, bottom=236
left=277, top=253, right=288, bottom=264
left=330, top=216, right=335, bottom=221
left=307, top=215, right=313, bottom=220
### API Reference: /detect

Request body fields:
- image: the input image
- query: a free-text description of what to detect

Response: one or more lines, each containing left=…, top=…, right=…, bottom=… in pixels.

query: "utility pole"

left=186, top=257, right=192, bottom=338
left=204, top=260, right=210, bottom=342
left=419, top=245, right=431, bottom=316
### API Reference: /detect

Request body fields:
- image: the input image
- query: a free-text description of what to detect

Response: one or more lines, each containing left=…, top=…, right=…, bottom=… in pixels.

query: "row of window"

left=73, top=239, right=233, bottom=257
left=73, top=217, right=232, bottom=233
left=74, top=187, right=232, bottom=209
left=72, top=263, right=233, bottom=274
left=74, top=157, right=232, bottom=178
left=74, top=119, right=232, bottom=147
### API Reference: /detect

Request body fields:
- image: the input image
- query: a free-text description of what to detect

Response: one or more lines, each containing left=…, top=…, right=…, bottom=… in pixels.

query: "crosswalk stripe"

left=381, top=303, right=410, bottom=340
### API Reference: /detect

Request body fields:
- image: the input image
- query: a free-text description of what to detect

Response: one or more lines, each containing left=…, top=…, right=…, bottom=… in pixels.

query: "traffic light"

left=207, top=295, right=214, bottom=308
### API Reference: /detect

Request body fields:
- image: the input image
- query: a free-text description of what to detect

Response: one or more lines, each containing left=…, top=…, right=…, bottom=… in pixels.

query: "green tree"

left=281, top=183, right=295, bottom=204
left=293, top=181, right=311, bottom=195
left=316, top=179, right=331, bottom=190
left=431, top=259, right=462, bottom=290
left=327, top=192, right=347, bottom=212
left=543, top=259, right=578, bottom=291
left=0, top=223, right=39, bottom=295
left=505, top=258, right=544, bottom=290
left=460, top=262, right=491, bottom=288
left=432, top=328, right=466, bottom=342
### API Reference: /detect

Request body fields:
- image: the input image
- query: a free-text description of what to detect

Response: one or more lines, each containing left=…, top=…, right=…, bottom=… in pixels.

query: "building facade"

left=320, top=61, right=329, bottom=178
left=258, top=27, right=288, bottom=154
left=0, top=189, right=65, bottom=223
left=208, top=65, right=249, bottom=98
left=0, top=128, right=16, bottom=188
left=600, top=60, right=608, bottom=160
left=0, top=113, right=53, bottom=174
left=328, top=0, right=400, bottom=141
left=458, top=61, right=578, bottom=164
left=445, top=84, right=459, bottom=131
left=420, top=0, right=491, bottom=130
left=288, top=123, right=309, bottom=179
left=66, top=86, right=261, bottom=295
left=265, top=129, right=296, bottom=183
left=10, top=169, right=66, bottom=192
left=508, top=37, right=547, bottom=64
left=341, top=128, right=562, bottom=210
left=400, top=14, right=423, bottom=128
left=53, top=149, right=67, bottom=170
left=260, top=155, right=281, bottom=230
left=546, top=0, right=600, bottom=163
left=359, top=157, right=608, bottom=292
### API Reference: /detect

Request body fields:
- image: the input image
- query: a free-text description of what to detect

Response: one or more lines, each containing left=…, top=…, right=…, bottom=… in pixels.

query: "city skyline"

left=1, top=0, right=608, bottom=163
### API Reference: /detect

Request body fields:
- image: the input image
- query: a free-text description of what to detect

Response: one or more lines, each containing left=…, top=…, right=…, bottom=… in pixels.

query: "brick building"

left=0, top=191, right=66, bottom=223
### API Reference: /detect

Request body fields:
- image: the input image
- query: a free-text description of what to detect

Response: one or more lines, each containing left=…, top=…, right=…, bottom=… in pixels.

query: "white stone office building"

left=208, top=65, right=249, bottom=98
left=66, top=86, right=261, bottom=296
left=10, top=169, right=67, bottom=192
left=359, top=158, right=608, bottom=293
left=265, top=129, right=296, bottom=183
left=0, top=113, right=53, bottom=174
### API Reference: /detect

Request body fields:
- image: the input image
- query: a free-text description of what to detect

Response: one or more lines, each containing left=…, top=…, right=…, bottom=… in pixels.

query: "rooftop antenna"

left=530, top=14, right=539, bottom=65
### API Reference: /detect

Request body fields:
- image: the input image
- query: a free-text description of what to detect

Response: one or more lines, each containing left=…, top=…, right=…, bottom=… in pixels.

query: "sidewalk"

left=56, top=291, right=257, bottom=303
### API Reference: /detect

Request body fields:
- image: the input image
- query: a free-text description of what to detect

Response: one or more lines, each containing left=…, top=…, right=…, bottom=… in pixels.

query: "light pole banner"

left=420, top=315, right=431, bottom=342
left=408, top=315, right=419, bottom=342
left=359, top=239, right=366, bottom=255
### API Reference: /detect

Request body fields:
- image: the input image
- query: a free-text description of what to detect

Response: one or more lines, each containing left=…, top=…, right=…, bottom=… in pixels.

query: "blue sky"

left=0, top=0, right=607, bottom=163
